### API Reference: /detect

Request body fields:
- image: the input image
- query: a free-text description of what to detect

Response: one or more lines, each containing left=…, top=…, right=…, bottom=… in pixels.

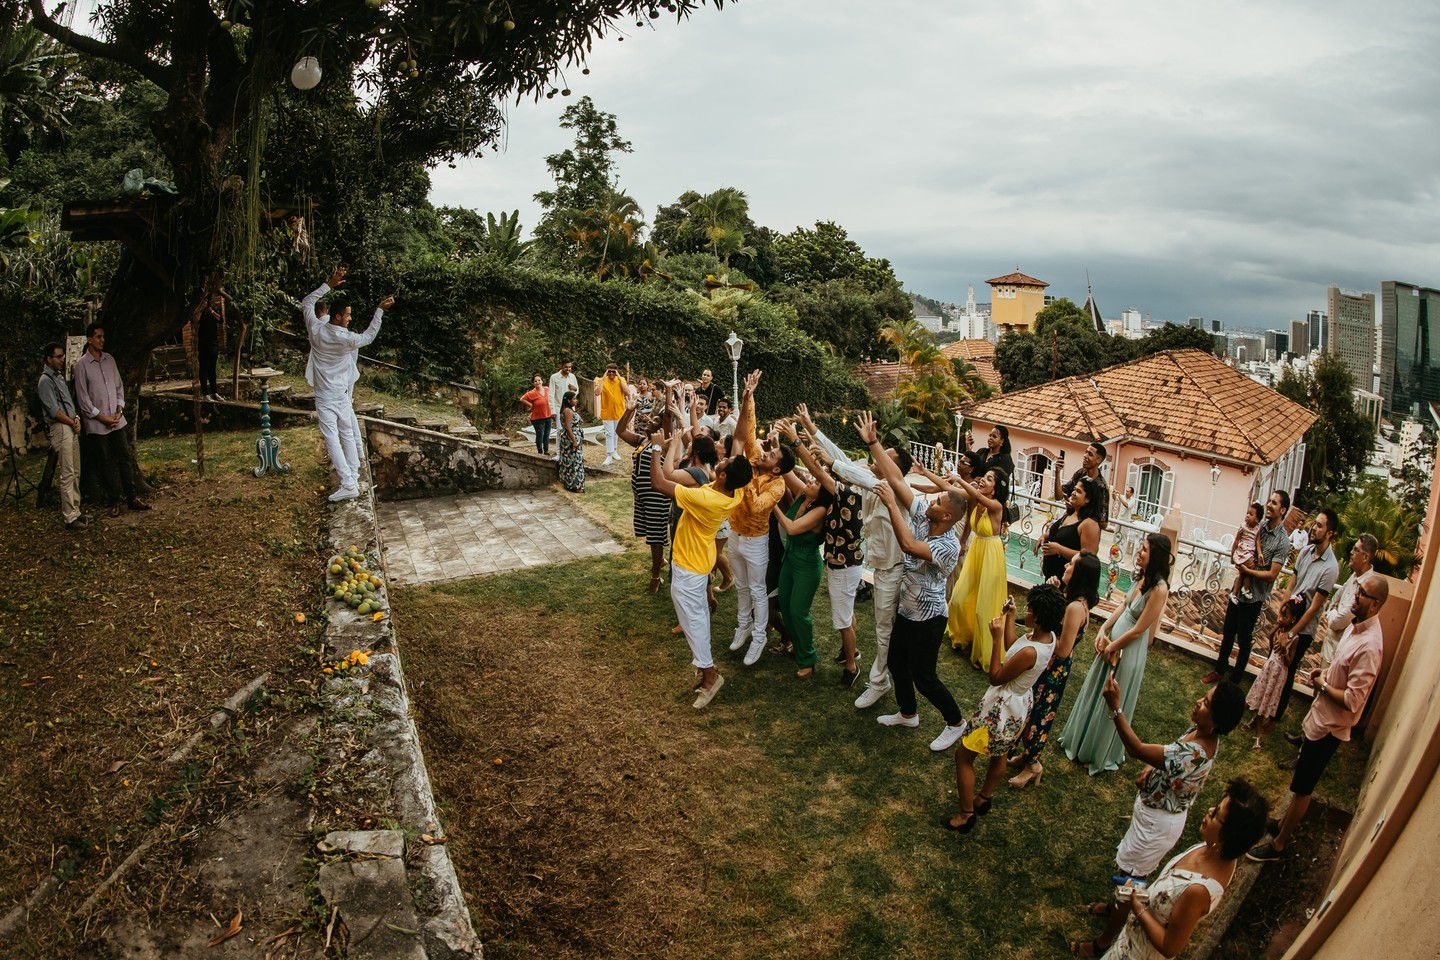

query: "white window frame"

left=1125, top=455, right=1174, bottom=523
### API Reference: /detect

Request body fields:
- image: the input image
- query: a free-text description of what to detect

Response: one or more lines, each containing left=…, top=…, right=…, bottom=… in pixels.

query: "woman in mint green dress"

left=1058, top=534, right=1172, bottom=775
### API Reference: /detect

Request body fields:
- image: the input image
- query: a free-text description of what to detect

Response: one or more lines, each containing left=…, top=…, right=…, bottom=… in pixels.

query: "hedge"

left=373, top=258, right=871, bottom=420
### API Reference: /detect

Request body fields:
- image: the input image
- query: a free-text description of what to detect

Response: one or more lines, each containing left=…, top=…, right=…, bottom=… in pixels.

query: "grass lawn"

left=398, top=476, right=1369, bottom=959
left=0, top=427, right=334, bottom=956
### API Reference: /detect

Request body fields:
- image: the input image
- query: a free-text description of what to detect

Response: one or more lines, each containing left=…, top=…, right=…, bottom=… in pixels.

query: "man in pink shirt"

left=1247, top=572, right=1388, bottom=862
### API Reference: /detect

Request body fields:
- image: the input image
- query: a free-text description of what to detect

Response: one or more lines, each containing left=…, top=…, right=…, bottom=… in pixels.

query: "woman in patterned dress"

left=557, top=391, right=585, bottom=493
left=618, top=394, right=668, bottom=592
left=1069, top=779, right=1268, bottom=958
left=1008, top=550, right=1103, bottom=788
left=943, top=583, right=1068, bottom=834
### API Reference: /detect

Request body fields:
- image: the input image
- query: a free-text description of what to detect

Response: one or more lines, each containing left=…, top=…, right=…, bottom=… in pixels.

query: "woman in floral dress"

left=1069, top=779, right=1269, bottom=958
left=557, top=390, right=585, bottom=493
left=943, top=583, right=1067, bottom=834
left=1007, top=550, right=1103, bottom=788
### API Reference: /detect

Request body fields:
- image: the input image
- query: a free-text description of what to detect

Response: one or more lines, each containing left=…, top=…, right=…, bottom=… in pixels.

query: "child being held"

left=1230, top=502, right=1263, bottom=603
left=1243, top=595, right=1308, bottom=749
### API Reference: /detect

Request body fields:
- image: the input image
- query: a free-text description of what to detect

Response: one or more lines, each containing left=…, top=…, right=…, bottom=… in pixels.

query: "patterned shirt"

left=898, top=498, right=960, bottom=621
left=1136, top=733, right=1215, bottom=813
left=824, top=482, right=865, bottom=569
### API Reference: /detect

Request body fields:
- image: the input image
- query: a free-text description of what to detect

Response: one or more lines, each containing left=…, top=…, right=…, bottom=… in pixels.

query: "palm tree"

left=688, top=187, right=753, bottom=267
left=0, top=10, right=89, bottom=163
left=1338, top=477, right=1423, bottom=579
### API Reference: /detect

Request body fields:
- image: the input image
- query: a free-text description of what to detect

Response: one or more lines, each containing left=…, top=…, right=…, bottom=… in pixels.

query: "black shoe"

left=833, top=646, right=847, bottom=664
left=1277, top=758, right=1298, bottom=772
left=940, top=813, right=977, bottom=834
left=1284, top=731, right=1303, bottom=746
left=1266, top=817, right=1280, bottom=837
left=1246, top=842, right=1287, bottom=863
left=840, top=667, right=859, bottom=688
left=65, top=517, right=88, bottom=530
left=975, top=796, right=993, bottom=816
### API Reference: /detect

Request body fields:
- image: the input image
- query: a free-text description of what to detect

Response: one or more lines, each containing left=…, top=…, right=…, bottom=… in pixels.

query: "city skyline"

left=428, top=0, right=1439, bottom=333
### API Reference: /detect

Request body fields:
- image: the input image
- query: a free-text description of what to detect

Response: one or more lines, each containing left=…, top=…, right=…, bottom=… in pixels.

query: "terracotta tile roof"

left=940, top=339, right=996, bottom=361
left=961, top=349, right=1315, bottom=466
left=853, top=353, right=1002, bottom=400
left=986, top=271, right=1048, bottom=288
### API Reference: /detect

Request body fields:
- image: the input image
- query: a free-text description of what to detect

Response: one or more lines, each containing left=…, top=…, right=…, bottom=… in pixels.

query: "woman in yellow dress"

left=925, top=453, right=1009, bottom=668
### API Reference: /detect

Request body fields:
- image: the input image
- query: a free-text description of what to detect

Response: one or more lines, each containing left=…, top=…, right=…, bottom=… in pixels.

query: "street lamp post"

left=725, top=330, right=744, bottom=405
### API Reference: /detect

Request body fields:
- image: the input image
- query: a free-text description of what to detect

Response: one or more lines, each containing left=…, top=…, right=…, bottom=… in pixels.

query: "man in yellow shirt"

left=596, top=361, right=628, bottom=465
left=651, top=422, right=753, bottom=708
left=727, top=369, right=797, bottom=667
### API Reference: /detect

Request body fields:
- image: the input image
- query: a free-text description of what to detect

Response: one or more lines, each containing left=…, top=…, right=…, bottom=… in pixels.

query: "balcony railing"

left=907, top=440, right=1309, bottom=678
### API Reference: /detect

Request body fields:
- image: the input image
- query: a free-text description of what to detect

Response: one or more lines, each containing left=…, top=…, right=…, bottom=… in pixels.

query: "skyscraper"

left=1382, top=280, right=1440, bottom=417
left=1307, top=309, right=1328, bottom=353
left=1289, top=318, right=1309, bottom=358
left=1327, top=287, right=1376, bottom=393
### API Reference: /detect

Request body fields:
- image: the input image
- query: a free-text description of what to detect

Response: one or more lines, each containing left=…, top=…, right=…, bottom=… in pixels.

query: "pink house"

left=960, top=350, right=1316, bottom=544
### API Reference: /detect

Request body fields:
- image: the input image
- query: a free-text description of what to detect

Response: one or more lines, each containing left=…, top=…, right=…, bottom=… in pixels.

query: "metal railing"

left=908, top=439, right=1317, bottom=680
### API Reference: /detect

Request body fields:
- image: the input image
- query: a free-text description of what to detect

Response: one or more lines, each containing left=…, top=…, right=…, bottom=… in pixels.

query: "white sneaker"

left=929, top=724, right=967, bottom=752
left=601, top=456, right=616, bottom=466
left=877, top=712, right=920, bottom=728
left=328, top=486, right=359, bottom=502
left=855, top=682, right=892, bottom=710
left=729, top=631, right=748, bottom=653
left=742, top=636, right=766, bottom=666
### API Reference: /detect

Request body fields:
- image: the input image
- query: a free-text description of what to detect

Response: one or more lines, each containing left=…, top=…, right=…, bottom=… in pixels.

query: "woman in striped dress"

left=619, top=393, right=670, bottom=593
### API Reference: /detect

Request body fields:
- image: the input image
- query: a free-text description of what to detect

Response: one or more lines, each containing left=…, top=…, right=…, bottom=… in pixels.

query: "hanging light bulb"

left=290, top=56, right=322, bottom=90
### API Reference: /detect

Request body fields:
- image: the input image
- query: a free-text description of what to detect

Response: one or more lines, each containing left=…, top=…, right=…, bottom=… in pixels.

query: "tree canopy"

left=1276, top=352, right=1376, bottom=499
left=19, top=0, right=729, bottom=390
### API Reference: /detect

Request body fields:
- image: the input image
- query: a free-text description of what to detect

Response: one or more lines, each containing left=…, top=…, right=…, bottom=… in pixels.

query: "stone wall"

left=364, top=418, right=557, bottom=501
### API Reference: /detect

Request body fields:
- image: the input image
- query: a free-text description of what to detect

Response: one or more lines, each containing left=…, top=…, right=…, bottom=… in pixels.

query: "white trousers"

left=671, top=566, right=714, bottom=669
left=316, top=393, right=361, bottom=490
left=866, top=562, right=905, bottom=692
left=730, top=533, right=771, bottom=647
left=826, top=564, right=865, bottom=629
left=1115, top=794, right=1186, bottom=876
left=48, top=422, right=81, bottom=523
left=603, top=419, right=619, bottom=458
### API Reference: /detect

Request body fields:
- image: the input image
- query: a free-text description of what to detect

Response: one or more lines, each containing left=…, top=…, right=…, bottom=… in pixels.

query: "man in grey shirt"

left=36, top=341, right=86, bottom=529
left=1206, top=489, right=1290, bottom=684
left=1274, top=507, right=1340, bottom=722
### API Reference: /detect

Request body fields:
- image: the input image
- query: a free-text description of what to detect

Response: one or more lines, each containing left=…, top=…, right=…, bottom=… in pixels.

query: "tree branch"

left=26, top=0, right=175, bottom=89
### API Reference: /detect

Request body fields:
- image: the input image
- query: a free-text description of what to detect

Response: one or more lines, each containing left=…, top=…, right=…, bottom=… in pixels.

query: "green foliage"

left=531, top=96, right=635, bottom=268
left=876, top=319, right=979, bottom=445
left=1392, top=421, right=1436, bottom=515
left=0, top=9, right=94, bottom=165
left=470, top=326, right=552, bottom=428
left=869, top=398, right=921, bottom=448
left=1276, top=354, right=1376, bottom=499
left=996, top=307, right=1220, bottom=391
left=378, top=258, right=869, bottom=422
left=1336, top=476, right=1422, bottom=579
left=482, top=210, right=527, bottom=264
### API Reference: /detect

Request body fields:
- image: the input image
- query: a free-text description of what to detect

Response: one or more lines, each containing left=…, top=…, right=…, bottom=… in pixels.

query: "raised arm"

left=857, top=411, right=914, bottom=510
left=735, top=369, right=761, bottom=457
left=986, top=600, right=1037, bottom=684
left=616, top=393, right=644, bottom=447
left=1101, top=674, right=1167, bottom=766
left=874, top=481, right=934, bottom=562
left=303, top=268, right=345, bottom=334
left=648, top=430, right=688, bottom=498
left=793, top=436, right=838, bottom=495
left=772, top=500, right=826, bottom=536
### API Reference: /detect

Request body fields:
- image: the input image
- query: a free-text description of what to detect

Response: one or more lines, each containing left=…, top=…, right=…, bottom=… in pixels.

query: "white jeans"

left=47, top=421, right=81, bottom=523
left=315, top=393, right=361, bottom=489
left=730, top=533, right=771, bottom=647
left=671, top=566, right=714, bottom=669
left=865, top=562, right=904, bottom=692
left=603, top=419, right=619, bottom=458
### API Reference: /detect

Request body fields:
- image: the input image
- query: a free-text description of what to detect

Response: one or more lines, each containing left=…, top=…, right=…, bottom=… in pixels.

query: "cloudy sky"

left=429, top=0, right=1440, bottom=330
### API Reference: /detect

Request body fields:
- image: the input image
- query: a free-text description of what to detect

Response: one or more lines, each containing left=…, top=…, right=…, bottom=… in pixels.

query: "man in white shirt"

left=548, top=360, right=579, bottom=462
left=700, top=396, right=737, bottom=439
left=302, top=268, right=394, bottom=502
left=1319, top=534, right=1376, bottom=665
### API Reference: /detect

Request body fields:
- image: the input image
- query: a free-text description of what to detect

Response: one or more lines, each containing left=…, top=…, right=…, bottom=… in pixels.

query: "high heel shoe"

left=975, top=795, right=993, bottom=816
left=1008, top=762, right=1044, bottom=790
